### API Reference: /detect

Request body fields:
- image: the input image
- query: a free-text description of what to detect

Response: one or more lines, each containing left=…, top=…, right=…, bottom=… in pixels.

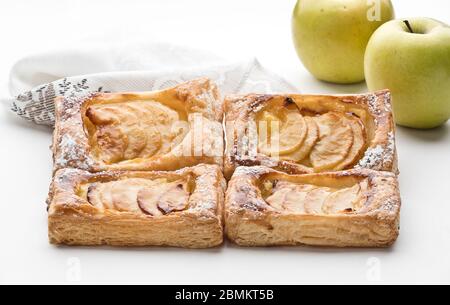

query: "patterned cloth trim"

left=9, top=59, right=297, bottom=126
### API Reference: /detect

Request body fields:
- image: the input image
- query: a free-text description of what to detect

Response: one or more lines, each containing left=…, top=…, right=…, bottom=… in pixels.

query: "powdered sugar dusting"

left=384, top=131, right=395, bottom=165
left=381, top=198, right=398, bottom=212
left=383, top=91, right=392, bottom=112
left=357, top=132, right=395, bottom=171
left=234, top=166, right=268, bottom=177
left=367, top=93, right=382, bottom=117
left=55, top=167, right=83, bottom=184
left=196, top=89, right=215, bottom=118
left=357, top=145, right=384, bottom=170
left=189, top=173, right=217, bottom=213
left=55, top=133, right=94, bottom=170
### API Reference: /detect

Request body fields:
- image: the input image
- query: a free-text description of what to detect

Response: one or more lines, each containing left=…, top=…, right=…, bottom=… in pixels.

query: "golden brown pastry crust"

left=48, top=164, right=226, bottom=248
left=225, top=166, right=401, bottom=248
left=52, top=78, right=224, bottom=173
left=224, top=90, right=397, bottom=179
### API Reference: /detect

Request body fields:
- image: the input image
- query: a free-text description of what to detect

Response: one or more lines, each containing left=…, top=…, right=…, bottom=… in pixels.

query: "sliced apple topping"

left=86, top=100, right=187, bottom=164
left=282, top=184, right=317, bottom=213
left=137, top=181, right=189, bottom=216
left=334, top=115, right=366, bottom=170
left=310, top=112, right=354, bottom=171
left=322, top=184, right=362, bottom=214
left=265, top=185, right=294, bottom=211
left=110, top=178, right=158, bottom=212
left=263, top=179, right=369, bottom=215
left=136, top=188, right=164, bottom=216
left=86, top=105, right=121, bottom=125
left=121, top=127, right=147, bottom=160
left=140, top=126, right=163, bottom=158
left=99, top=181, right=115, bottom=209
left=85, top=177, right=190, bottom=215
left=86, top=181, right=115, bottom=210
left=265, top=181, right=316, bottom=214
left=87, top=183, right=104, bottom=209
left=95, top=125, right=128, bottom=164
left=257, top=107, right=307, bottom=157
left=352, top=179, right=369, bottom=211
left=281, top=116, right=319, bottom=162
left=304, top=187, right=334, bottom=214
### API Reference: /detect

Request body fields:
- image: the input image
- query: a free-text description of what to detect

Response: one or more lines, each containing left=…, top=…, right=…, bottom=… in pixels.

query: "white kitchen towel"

left=5, top=42, right=297, bottom=126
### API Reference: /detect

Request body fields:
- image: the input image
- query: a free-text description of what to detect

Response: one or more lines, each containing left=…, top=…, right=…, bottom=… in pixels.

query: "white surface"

left=0, top=0, right=449, bottom=285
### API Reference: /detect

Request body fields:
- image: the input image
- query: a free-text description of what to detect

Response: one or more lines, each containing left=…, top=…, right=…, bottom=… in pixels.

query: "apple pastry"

left=225, top=166, right=401, bottom=247
left=224, top=91, right=397, bottom=178
left=52, top=78, right=224, bottom=173
left=48, top=165, right=225, bottom=248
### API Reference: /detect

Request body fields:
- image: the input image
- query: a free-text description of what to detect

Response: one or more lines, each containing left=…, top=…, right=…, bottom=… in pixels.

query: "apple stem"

left=404, top=20, right=414, bottom=33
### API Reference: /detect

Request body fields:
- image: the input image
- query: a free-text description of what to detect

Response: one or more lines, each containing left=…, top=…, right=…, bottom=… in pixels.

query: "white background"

left=0, top=0, right=449, bottom=284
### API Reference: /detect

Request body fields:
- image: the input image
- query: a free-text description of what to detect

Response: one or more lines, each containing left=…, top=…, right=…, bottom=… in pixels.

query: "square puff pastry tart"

left=48, top=164, right=226, bottom=248
left=224, top=90, right=397, bottom=179
left=225, top=166, right=401, bottom=248
left=52, top=78, right=224, bottom=173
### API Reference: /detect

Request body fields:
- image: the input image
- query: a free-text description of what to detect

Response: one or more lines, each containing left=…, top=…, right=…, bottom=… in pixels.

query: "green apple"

left=292, top=0, right=395, bottom=84
left=365, top=18, right=450, bottom=129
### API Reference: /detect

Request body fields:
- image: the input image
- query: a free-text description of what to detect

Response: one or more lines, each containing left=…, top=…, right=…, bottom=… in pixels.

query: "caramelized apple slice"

left=86, top=105, right=121, bottom=125
left=157, top=183, right=189, bottom=214
left=137, top=188, right=164, bottom=216
left=310, top=113, right=353, bottom=171
left=86, top=181, right=115, bottom=209
left=282, top=185, right=316, bottom=213
left=96, top=125, right=128, bottom=164
left=335, top=115, right=366, bottom=170
left=304, top=187, right=333, bottom=214
left=137, top=181, right=189, bottom=215
left=281, top=117, right=319, bottom=162
left=266, top=187, right=292, bottom=211
left=122, top=126, right=147, bottom=160
left=87, top=183, right=103, bottom=209
left=139, top=126, right=162, bottom=158
left=265, top=181, right=315, bottom=214
left=111, top=178, right=157, bottom=213
left=353, top=179, right=369, bottom=211
left=277, top=111, right=307, bottom=155
left=99, top=182, right=115, bottom=209
left=258, top=108, right=307, bottom=156
left=322, top=184, right=361, bottom=214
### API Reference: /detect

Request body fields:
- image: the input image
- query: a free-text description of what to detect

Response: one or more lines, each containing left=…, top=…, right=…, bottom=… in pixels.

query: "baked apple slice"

left=110, top=178, right=157, bottom=213
left=87, top=183, right=104, bottom=209
left=122, top=126, right=148, bottom=160
left=140, top=126, right=162, bottom=158
left=136, top=187, right=164, bottom=216
left=95, top=125, right=128, bottom=164
left=281, top=116, right=319, bottom=162
left=265, top=187, right=293, bottom=211
left=282, top=184, right=317, bottom=213
left=137, top=181, right=189, bottom=216
left=265, top=181, right=315, bottom=214
left=258, top=108, right=307, bottom=156
left=86, top=105, right=121, bottom=125
left=157, top=183, right=190, bottom=214
left=322, top=184, right=361, bottom=214
left=99, top=182, right=115, bottom=209
left=353, top=179, right=369, bottom=211
left=304, top=187, right=334, bottom=214
left=334, top=115, right=366, bottom=170
left=86, top=181, right=115, bottom=210
left=310, top=112, right=353, bottom=171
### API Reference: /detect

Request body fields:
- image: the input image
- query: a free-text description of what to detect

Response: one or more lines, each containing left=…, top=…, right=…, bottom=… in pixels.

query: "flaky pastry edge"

left=224, top=90, right=398, bottom=179
left=47, top=164, right=226, bottom=248
left=52, top=78, right=224, bottom=173
left=225, top=166, right=401, bottom=248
